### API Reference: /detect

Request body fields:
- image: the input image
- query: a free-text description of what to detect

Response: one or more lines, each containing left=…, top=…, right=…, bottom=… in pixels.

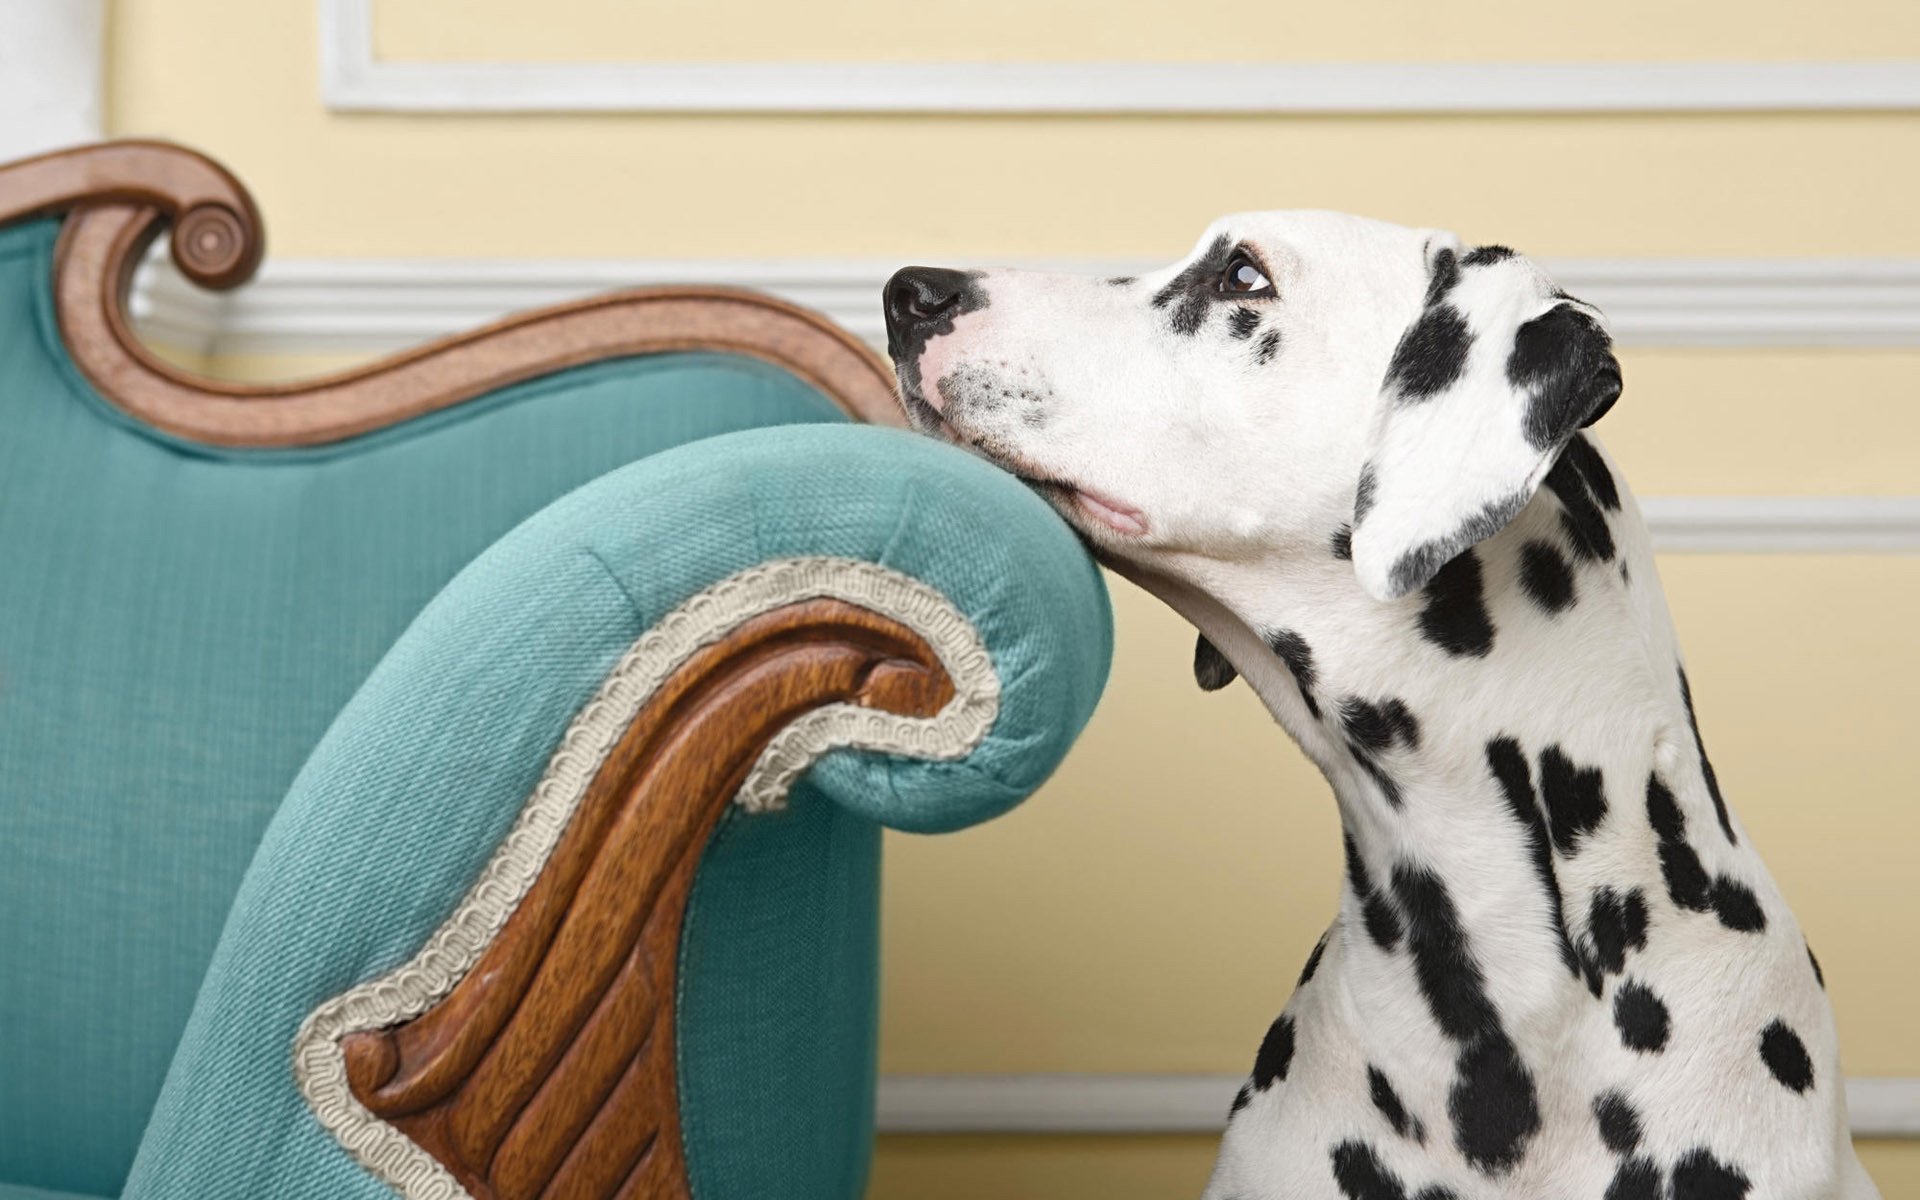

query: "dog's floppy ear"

left=1349, top=239, right=1622, bottom=602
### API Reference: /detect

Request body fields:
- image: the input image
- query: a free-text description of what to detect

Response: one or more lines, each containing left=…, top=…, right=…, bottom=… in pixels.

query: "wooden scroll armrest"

left=0, top=139, right=901, bottom=447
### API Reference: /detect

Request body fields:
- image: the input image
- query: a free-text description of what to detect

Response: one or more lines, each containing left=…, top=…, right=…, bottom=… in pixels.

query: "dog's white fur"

left=887, top=212, right=1880, bottom=1199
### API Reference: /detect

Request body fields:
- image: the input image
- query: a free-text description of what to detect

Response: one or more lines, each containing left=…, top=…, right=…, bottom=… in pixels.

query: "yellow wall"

left=101, top=2, right=1919, bottom=1195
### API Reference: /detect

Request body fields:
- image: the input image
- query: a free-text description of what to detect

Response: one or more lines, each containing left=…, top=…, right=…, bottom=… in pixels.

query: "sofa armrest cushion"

left=122, top=423, right=1111, bottom=1198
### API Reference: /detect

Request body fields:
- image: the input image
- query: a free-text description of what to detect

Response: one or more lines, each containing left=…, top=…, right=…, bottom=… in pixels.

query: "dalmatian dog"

left=880, top=214, right=1881, bottom=1200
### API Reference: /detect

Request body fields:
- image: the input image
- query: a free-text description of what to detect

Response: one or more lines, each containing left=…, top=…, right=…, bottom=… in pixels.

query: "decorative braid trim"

left=291, top=557, right=1000, bottom=1199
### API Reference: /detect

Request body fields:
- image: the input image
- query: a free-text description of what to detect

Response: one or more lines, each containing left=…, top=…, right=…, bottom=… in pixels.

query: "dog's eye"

left=1219, top=251, right=1274, bottom=296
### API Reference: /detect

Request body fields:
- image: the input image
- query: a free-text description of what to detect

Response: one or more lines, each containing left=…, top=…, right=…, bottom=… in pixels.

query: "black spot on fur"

left=1562, top=433, right=1622, bottom=512
left=1228, top=306, right=1261, bottom=339
left=1330, top=1140, right=1406, bottom=1200
left=1354, top=465, right=1379, bottom=526
left=1647, top=774, right=1712, bottom=911
left=1463, top=244, right=1517, bottom=266
left=1386, top=305, right=1473, bottom=401
left=1106, top=275, right=1135, bottom=286
left=1711, top=878, right=1767, bottom=932
left=1670, top=1148, right=1751, bottom=1200
left=1759, top=1019, right=1815, bottom=1093
left=1354, top=752, right=1405, bottom=809
left=1193, top=634, right=1237, bottom=692
left=1229, top=1082, right=1252, bottom=1117
left=1678, top=667, right=1736, bottom=844
left=1606, top=1159, right=1663, bottom=1200
left=1418, top=549, right=1495, bottom=658
left=1369, top=1066, right=1425, bottom=1142
left=1299, top=933, right=1329, bottom=986
left=1486, top=738, right=1580, bottom=979
left=1808, top=942, right=1826, bottom=989
left=1392, top=865, right=1540, bottom=1174
left=1331, top=524, right=1355, bottom=560
left=1647, top=772, right=1764, bottom=932
left=1343, top=698, right=1421, bottom=754
left=1585, top=887, right=1649, bottom=976
left=1542, top=446, right=1617, bottom=563
left=1424, top=246, right=1461, bottom=306
left=1256, top=328, right=1283, bottom=364
left=1613, top=980, right=1670, bottom=1053
left=1508, top=305, right=1622, bottom=450
left=1518, top=540, right=1576, bottom=614
left=1346, top=836, right=1402, bottom=952
left=1593, top=1091, right=1642, bottom=1155
left=1538, top=746, right=1608, bottom=855
left=1251, top=1013, right=1296, bottom=1090
left=1267, top=629, right=1321, bottom=719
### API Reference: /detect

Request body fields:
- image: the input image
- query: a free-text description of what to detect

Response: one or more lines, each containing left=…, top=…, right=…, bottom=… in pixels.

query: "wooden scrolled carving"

left=336, top=598, right=954, bottom=1200
left=0, top=140, right=904, bottom=447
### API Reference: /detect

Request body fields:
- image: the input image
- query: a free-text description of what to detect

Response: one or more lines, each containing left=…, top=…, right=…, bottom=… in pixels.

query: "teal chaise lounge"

left=0, top=143, right=1112, bottom=1200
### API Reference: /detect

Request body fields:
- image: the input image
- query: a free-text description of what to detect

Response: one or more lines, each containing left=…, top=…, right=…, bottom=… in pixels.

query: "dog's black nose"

left=883, top=267, right=972, bottom=345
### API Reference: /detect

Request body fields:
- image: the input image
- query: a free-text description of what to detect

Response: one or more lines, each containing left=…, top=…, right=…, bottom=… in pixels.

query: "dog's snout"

left=883, top=267, right=972, bottom=342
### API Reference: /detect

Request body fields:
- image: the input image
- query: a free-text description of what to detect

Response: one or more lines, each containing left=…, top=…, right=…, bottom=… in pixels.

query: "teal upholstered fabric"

left=120, top=425, right=1111, bottom=1198
left=0, top=217, right=849, bottom=1196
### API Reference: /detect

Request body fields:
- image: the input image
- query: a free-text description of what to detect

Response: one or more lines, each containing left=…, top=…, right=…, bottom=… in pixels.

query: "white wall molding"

left=133, top=255, right=1920, bottom=355
left=874, top=1073, right=1920, bottom=1137
left=0, top=0, right=104, bottom=160
left=318, top=0, right=1920, bottom=115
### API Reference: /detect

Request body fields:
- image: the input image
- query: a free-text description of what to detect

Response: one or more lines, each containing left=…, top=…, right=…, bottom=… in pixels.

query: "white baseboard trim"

left=132, top=254, right=1920, bottom=356
left=874, top=1072, right=1920, bottom=1137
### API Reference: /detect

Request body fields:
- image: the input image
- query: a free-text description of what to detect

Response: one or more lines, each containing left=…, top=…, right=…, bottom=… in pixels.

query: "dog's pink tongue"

left=1074, top=488, right=1148, bottom=536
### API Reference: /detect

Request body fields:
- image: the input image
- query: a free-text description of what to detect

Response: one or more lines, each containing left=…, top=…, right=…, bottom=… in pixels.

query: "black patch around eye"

left=1518, top=540, right=1576, bottom=615
left=1267, top=629, right=1320, bottom=718
left=1299, top=933, right=1329, bottom=985
left=1386, top=304, right=1473, bottom=401
left=1463, top=244, right=1517, bottom=267
left=1418, top=548, right=1495, bottom=658
left=1606, top=1159, right=1663, bottom=1200
left=1228, top=307, right=1261, bottom=339
left=1331, top=524, right=1354, bottom=560
left=1368, top=1066, right=1425, bottom=1142
left=1759, top=1019, right=1815, bottom=1093
left=1151, top=234, right=1234, bottom=312
left=1251, top=1013, right=1297, bottom=1090
left=1487, top=737, right=1581, bottom=979
left=1353, top=466, right=1379, bottom=527
left=1612, top=980, right=1670, bottom=1053
left=1671, top=1148, right=1752, bottom=1200
left=1538, top=746, right=1607, bottom=855
left=1509, top=304, right=1623, bottom=451
left=1593, top=1091, right=1642, bottom=1155
left=1256, top=329, right=1283, bottom=364
left=1170, top=293, right=1209, bottom=336
left=1194, top=633, right=1237, bottom=692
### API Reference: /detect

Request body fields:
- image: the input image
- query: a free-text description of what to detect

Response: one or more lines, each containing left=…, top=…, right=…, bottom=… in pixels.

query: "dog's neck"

left=1119, top=441, right=1751, bottom=1028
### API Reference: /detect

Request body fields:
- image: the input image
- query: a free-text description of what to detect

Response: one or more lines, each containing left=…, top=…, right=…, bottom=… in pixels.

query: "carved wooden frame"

left=0, top=140, right=903, bottom=446
left=0, top=144, right=962, bottom=1198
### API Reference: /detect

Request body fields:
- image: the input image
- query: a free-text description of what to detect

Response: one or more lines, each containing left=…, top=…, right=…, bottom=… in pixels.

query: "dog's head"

left=882, top=212, right=1621, bottom=612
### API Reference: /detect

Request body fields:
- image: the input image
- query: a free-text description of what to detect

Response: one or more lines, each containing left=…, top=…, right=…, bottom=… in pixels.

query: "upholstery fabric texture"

left=121, top=424, right=1111, bottom=1198
left=0, top=216, right=1111, bottom=1198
